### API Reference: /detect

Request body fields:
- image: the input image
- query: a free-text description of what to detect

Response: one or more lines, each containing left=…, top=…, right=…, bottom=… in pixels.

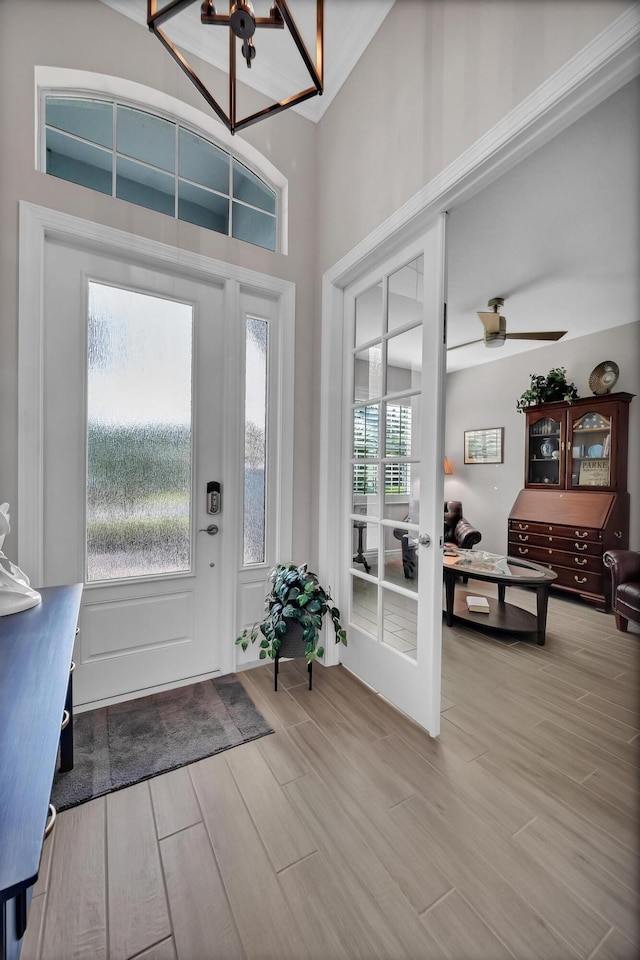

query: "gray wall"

left=0, top=0, right=317, bottom=560
left=315, top=0, right=629, bottom=274
left=0, top=0, right=633, bottom=572
left=444, top=322, right=640, bottom=553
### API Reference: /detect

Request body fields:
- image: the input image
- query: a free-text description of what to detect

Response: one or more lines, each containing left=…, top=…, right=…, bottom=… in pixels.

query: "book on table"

left=466, top=595, right=490, bottom=614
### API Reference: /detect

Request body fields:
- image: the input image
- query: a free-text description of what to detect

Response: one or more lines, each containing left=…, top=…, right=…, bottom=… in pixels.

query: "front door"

left=340, top=219, right=446, bottom=734
left=41, top=240, right=229, bottom=706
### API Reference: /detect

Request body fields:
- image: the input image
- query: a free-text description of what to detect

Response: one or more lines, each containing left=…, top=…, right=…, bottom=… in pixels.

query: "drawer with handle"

left=508, top=532, right=602, bottom=556
left=551, top=566, right=603, bottom=594
left=509, top=520, right=601, bottom=542
left=509, top=544, right=602, bottom=573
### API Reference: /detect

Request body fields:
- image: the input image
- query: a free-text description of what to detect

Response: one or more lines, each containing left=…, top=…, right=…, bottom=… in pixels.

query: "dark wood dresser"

left=508, top=489, right=629, bottom=610
left=0, top=584, right=82, bottom=960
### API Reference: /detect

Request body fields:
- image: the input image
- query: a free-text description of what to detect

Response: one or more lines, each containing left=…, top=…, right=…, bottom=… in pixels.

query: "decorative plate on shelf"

left=587, top=443, right=603, bottom=458
left=588, top=361, right=619, bottom=395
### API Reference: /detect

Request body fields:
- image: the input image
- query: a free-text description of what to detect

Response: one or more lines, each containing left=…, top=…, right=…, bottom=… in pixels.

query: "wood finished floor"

left=24, top=588, right=640, bottom=960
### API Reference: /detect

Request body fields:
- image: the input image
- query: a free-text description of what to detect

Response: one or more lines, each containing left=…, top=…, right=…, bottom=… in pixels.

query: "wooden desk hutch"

left=508, top=392, right=633, bottom=611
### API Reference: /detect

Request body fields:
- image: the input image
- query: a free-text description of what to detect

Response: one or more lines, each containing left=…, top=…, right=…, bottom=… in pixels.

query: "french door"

left=339, top=219, right=446, bottom=734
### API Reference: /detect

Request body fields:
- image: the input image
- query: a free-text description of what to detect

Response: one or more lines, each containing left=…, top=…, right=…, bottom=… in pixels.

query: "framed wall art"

left=464, top=427, right=504, bottom=464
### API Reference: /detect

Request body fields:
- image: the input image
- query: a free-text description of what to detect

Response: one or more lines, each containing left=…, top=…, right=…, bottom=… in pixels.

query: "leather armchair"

left=444, top=501, right=482, bottom=550
left=603, top=550, right=640, bottom=632
left=394, top=501, right=482, bottom=579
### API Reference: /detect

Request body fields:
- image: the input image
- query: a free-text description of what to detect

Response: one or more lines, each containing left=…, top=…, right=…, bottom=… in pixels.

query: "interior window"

left=43, top=96, right=278, bottom=252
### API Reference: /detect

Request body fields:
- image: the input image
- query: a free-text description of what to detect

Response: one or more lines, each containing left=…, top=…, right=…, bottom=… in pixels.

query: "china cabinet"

left=510, top=393, right=632, bottom=610
left=524, top=392, right=631, bottom=491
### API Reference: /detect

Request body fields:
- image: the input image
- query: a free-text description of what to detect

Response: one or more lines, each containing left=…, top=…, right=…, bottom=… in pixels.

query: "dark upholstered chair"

left=603, top=550, right=640, bottom=632
left=444, top=501, right=482, bottom=550
left=394, top=501, right=482, bottom=579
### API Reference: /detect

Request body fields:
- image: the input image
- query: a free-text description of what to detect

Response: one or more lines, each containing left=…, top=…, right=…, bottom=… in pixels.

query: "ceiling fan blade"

left=476, top=311, right=502, bottom=334
left=447, top=337, right=485, bottom=351
left=505, top=331, right=567, bottom=341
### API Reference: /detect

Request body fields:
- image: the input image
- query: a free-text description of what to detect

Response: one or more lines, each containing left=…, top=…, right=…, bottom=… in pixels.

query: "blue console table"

left=0, top=583, right=82, bottom=960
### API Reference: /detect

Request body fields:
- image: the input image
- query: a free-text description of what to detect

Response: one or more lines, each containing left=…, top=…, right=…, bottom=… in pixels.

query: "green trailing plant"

left=235, top=562, right=347, bottom=665
left=516, top=367, right=579, bottom=411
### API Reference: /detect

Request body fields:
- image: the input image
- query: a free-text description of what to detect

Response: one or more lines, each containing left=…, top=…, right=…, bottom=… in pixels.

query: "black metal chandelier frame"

left=147, top=1, right=324, bottom=135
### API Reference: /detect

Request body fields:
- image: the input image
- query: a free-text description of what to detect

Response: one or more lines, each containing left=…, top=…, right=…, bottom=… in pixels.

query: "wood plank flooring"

left=23, top=589, right=639, bottom=960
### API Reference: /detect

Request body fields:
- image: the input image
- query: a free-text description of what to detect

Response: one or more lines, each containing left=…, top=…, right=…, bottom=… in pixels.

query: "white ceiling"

left=99, top=0, right=395, bottom=123
left=446, top=75, right=640, bottom=373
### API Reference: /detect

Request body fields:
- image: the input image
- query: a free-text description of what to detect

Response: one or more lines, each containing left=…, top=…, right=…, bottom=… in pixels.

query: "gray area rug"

left=51, top=674, right=272, bottom=811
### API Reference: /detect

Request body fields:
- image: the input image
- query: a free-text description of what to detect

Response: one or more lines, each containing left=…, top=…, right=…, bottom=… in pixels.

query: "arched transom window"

left=41, top=95, right=279, bottom=252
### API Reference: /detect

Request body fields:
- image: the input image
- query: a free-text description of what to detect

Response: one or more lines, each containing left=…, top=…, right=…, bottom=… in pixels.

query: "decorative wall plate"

left=588, top=361, right=619, bottom=395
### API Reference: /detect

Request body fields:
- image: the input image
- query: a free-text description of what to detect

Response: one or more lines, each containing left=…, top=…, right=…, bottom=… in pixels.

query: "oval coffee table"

left=443, top=553, right=557, bottom=645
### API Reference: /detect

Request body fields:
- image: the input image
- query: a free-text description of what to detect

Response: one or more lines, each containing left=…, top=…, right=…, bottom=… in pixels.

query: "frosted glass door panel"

left=86, top=283, right=193, bottom=582
left=243, top=317, right=268, bottom=564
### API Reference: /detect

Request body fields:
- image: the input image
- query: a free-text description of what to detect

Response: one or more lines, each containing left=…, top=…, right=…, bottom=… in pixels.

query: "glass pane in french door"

left=354, top=280, right=383, bottom=347
left=388, top=256, right=423, bottom=332
left=351, top=575, right=378, bottom=637
left=382, top=587, right=417, bottom=658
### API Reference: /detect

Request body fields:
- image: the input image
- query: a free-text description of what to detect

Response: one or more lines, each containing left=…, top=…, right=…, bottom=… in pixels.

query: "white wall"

left=444, top=322, right=640, bottom=553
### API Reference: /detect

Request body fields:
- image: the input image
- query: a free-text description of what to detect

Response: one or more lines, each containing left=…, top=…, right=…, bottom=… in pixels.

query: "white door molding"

left=18, top=202, right=295, bottom=614
left=319, top=7, right=640, bottom=670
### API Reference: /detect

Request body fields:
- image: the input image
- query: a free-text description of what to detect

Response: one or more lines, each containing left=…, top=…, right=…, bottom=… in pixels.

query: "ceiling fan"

left=448, top=297, right=567, bottom=350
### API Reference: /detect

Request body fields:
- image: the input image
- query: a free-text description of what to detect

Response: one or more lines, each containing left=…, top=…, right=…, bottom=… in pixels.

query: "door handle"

left=199, top=524, right=219, bottom=535
left=418, top=534, right=431, bottom=546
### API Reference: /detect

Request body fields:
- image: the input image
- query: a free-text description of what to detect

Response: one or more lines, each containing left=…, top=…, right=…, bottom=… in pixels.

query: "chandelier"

left=147, top=1, right=324, bottom=135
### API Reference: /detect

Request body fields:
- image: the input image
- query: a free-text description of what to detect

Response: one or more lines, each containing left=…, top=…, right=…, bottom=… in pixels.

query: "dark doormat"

left=51, top=674, right=273, bottom=812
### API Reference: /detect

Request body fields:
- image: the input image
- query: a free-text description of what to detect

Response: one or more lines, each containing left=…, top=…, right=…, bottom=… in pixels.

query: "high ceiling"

left=99, top=0, right=396, bottom=123
left=99, top=3, right=638, bottom=378
left=446, top=75, right=639, bottom=373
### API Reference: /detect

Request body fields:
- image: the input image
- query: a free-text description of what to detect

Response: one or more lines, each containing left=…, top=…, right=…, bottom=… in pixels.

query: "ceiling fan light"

left=485, top=333, right=506, bottom=348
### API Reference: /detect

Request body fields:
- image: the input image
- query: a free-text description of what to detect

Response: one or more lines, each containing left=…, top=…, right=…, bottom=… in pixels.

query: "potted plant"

left=517, top=367, right=579, bottom=411
left=235, top=563, right=347, bottom=687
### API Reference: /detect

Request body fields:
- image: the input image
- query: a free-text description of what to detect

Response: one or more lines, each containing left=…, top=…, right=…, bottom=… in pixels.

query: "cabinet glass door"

left=569, top=409, right=611, bottom=488
left=527, top=415, right=563, bottom=486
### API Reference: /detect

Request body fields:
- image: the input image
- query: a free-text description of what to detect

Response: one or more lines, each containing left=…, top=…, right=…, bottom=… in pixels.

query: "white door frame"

left=18, top=201, right=295, bottom=684
left=318, top=8, right=640, bottom=722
